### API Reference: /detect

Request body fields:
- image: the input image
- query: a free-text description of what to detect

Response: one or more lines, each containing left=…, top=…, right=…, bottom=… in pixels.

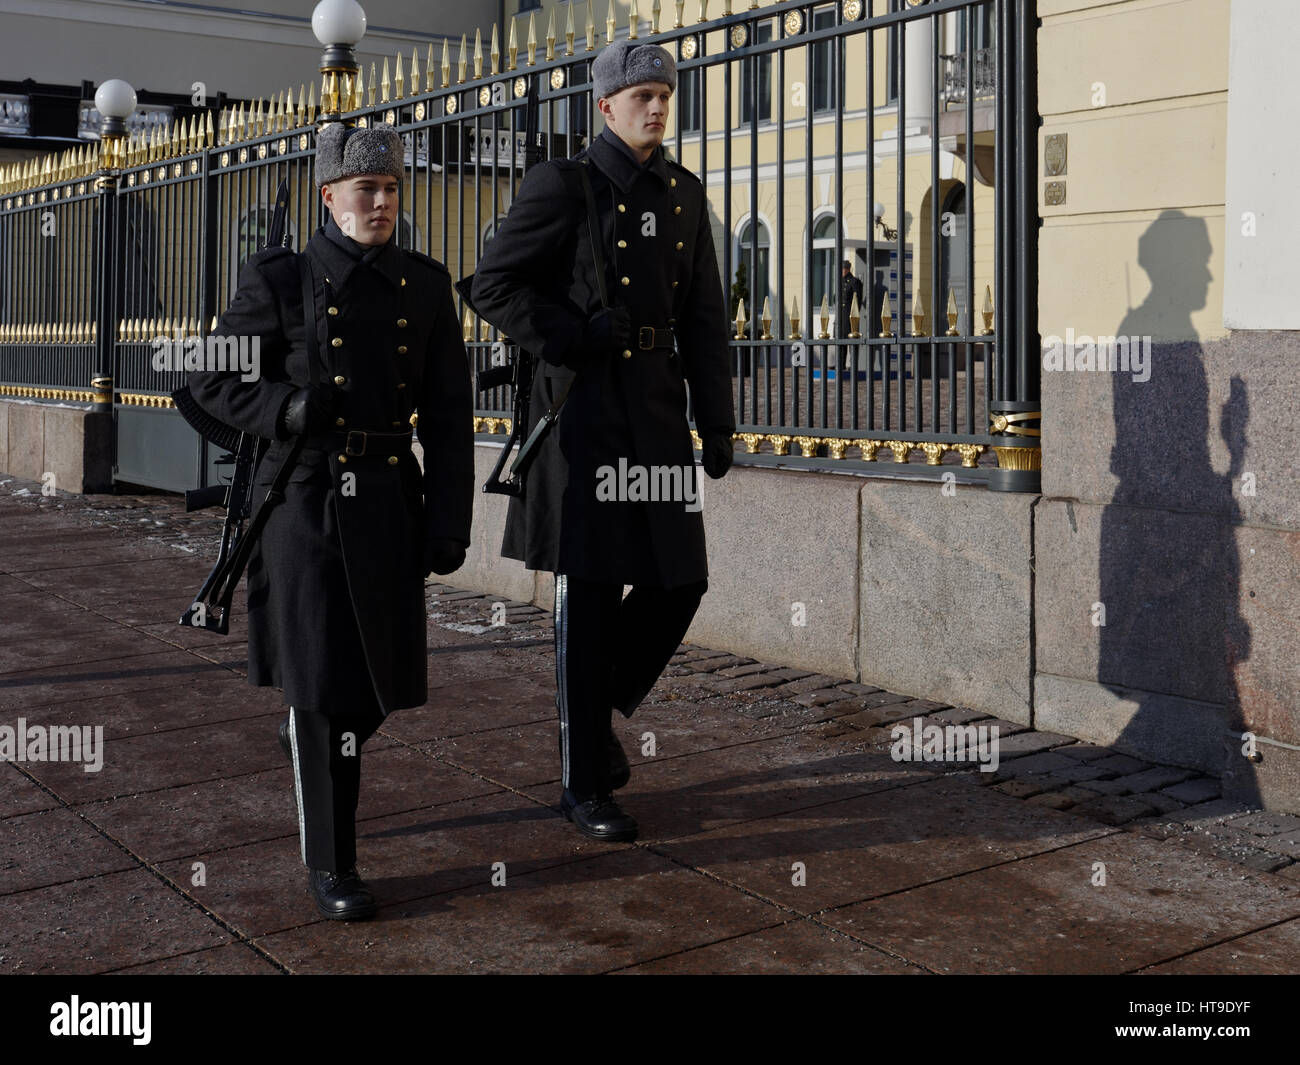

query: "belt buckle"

left=345, top=430, right=367, bottom=457
left=638, top=326, right=655, bottom=350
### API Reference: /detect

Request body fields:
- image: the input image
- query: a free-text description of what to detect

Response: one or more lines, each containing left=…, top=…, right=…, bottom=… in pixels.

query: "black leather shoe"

left=308, top=867, right=378, bottom=921
left=278, top=716, right=292, bottom=761
left=608, top=731, right=631, bottom=790
left=560, top=789, right=638, bottom=842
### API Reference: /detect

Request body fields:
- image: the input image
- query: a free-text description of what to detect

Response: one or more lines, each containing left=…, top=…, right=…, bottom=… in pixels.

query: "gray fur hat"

left=592, top=40, right=676, bottom=99
left=315, top=121, right=403, bottom=186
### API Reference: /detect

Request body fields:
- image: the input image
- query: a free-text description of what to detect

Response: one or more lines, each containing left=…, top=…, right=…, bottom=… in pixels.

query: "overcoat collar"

left=307, top=220, right=404, bottom=291
left=586, top=128, right=670, bottom=193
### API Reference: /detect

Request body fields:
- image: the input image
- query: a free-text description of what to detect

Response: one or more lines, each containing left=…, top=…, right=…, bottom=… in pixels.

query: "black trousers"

left=553, top=573, right=706, bottom=797
left=286, top=706, right=384, bottom=871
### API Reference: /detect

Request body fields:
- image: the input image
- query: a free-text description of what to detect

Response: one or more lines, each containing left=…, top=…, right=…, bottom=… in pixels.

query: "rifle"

left=172, top=178, right=292, bottom=634
left=464, top=75, right=546, bottom=497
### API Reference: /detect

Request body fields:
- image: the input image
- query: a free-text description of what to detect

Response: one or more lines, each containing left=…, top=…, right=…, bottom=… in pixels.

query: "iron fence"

left=0, top=0, right=1038, bottom=493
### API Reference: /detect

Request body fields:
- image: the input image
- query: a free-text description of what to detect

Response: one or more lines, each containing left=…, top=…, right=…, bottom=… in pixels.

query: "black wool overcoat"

left=471, top=131, right=734, bottom=589
left=189, top=222, right=473, bottom=716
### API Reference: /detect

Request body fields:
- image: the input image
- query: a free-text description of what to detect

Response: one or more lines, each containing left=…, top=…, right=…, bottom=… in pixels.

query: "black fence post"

left=987, top=0, right=1040, bottom=492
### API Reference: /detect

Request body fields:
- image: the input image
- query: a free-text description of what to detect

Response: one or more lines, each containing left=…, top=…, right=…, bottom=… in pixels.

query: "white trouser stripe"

left=288, top=706, right=308, bottom=866
left=555, top=573, right=570, bottom=790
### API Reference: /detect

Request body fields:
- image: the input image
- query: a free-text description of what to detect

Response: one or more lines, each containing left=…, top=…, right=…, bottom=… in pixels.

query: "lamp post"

left=91, top=79, right=136, bottom=419
left=312, top=0, right=366, bottom=117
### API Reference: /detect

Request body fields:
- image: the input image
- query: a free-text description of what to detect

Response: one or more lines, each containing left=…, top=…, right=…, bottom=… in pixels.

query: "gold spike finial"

left=368, top=63, right=377, bottom=106
left=629, top=0, right=639, bottom=39
left=546, top=8, right=556, bottom=61
left=981, top=284, right=994, bottom=335
left=284, top=87, right=296, bottom=130
left=848, top=292, right=862, bottom=338
left=911, top=293, right=924, bottom=336
left=205, top=109, right=215, bottom=148
left=818, top=294, right=830, bottom=339
left=410, top=47, right=420, bottom=97
left=698, top=0, right=708, bottom=23
left=462, top=307, right=474, bottom=342
left=527, top=12, right=538, bottom=65
left=306, top=83, right=316, bottom=124
left=879, top=295, right=893, bottom=338
left=394, top=51, right=405, bottom=99
left=441, top=41, right=451, bottom=87
left=585, top=0, right=595, bottom=51
left=946, top=288, right=960, bottom=336
left=734, top=297, right=747, bottom=340
left=458, top=34, right=468, bottom=83
left=651, top=0, right=661, bottom=34
left=761, top=296, right=772, bottom=340
left=474, top=28, right=483, bottom=79
left=508, top=17, right=518, bottom=70
left=789, top=296, right=801, bottom=339
left=606, top=0, right=616, bottom=42
left=490, top=23, right=500, bottom=74
left=564, top=1, right=575, bottom=55
left=426, top=43, right=436, bottom=91
left=381, top=56, right=391, bottom=102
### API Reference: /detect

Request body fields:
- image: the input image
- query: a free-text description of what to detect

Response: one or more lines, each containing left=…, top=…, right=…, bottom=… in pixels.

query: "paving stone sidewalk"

left=2, top=475, right=1299, bottom=974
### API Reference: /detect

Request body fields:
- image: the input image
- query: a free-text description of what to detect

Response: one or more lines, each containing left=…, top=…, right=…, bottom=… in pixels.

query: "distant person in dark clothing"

left=838, top=259, right=864, bottom=338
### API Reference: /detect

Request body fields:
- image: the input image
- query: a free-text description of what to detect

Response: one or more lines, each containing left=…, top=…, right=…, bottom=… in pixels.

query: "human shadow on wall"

left=1100, top=209, right=1257, bottom=804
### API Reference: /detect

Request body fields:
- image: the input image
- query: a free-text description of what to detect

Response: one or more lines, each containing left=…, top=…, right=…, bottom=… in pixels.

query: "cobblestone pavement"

left=3, top=473, right=1299, bottom=975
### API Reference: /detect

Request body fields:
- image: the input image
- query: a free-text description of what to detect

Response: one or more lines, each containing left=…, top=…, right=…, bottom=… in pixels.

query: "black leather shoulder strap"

left=298, top=252, right=321, bottom=389
left=577, top=159, right=610, bottom=311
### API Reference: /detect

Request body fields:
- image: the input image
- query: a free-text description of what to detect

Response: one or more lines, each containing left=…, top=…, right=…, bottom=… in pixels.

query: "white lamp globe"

left=312, top=0, right=366, bottom=46
left=94, top=79, right=137, bottom=120
left=873, top=201, right=885, bottom=222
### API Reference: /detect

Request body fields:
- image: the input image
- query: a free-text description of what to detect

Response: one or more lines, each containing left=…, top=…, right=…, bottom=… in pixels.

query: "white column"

left=903, top=8, right=935, bottom=133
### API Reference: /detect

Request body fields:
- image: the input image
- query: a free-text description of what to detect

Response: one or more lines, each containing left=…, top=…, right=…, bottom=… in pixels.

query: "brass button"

left=621, top=276, right=630, bottom=286
left=338, top=454, right=347, bottom=464
left=400, top=277, right=406, bottom=286
left=397, top=382, right=406, bottom=390
left=334, top=375, right=346, bottom=385
left=622, top=349, right=632, bottom=359
left=331, top=337, right=343, bottom=348
left=387, top=455, right=399, bottom=465
left=675, top=241, right=684, bottom=250
left=397, top=318, right=407, bottom=328
left=617, top=203, right=626, bottom=213
left=674, top=206, right=681, bottom=215
left=327, top=306, right=339, bottom=316
left=670, top=177, right=677, bottom=187
left=334, top=416, right=345, bottom=427
left=397, top=345, right=408, bottom=354
left=617, top=240, right=627, bottom=249
left=672, top=280, right=679, bottom=288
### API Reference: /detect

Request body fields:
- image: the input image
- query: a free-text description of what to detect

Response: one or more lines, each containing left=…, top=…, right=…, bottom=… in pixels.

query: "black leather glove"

left=579, top=306, right=632, bottom=362
left=701, top=431, right=734, bottom=480
left=424, top=537, right=467, bottom=577
left=278, top=385, right=337, bottom=439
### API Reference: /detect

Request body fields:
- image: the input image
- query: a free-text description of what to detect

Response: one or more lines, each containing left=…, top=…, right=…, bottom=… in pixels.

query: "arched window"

left=938, top=184, right=966, bottom=329
left=810, top=213, right=839, bottom=318
left=735, top=218, right=771, bottom=318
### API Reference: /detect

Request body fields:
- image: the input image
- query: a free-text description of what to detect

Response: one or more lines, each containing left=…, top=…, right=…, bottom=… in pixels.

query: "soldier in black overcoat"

left=189, top=122, right=473, bottom=919
left=472, top=41, right=735, bottom=841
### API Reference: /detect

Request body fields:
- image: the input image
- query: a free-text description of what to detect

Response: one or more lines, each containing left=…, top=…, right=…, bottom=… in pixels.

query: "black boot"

left=560, top=789, right=638, bottom=842
left=308, top=867, right=378, bottom=920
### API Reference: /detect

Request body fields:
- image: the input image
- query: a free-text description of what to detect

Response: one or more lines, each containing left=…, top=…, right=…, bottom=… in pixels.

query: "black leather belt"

left=637, top=326, right=675, bottom=351
left=315, top=428, right=413, bottom=457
